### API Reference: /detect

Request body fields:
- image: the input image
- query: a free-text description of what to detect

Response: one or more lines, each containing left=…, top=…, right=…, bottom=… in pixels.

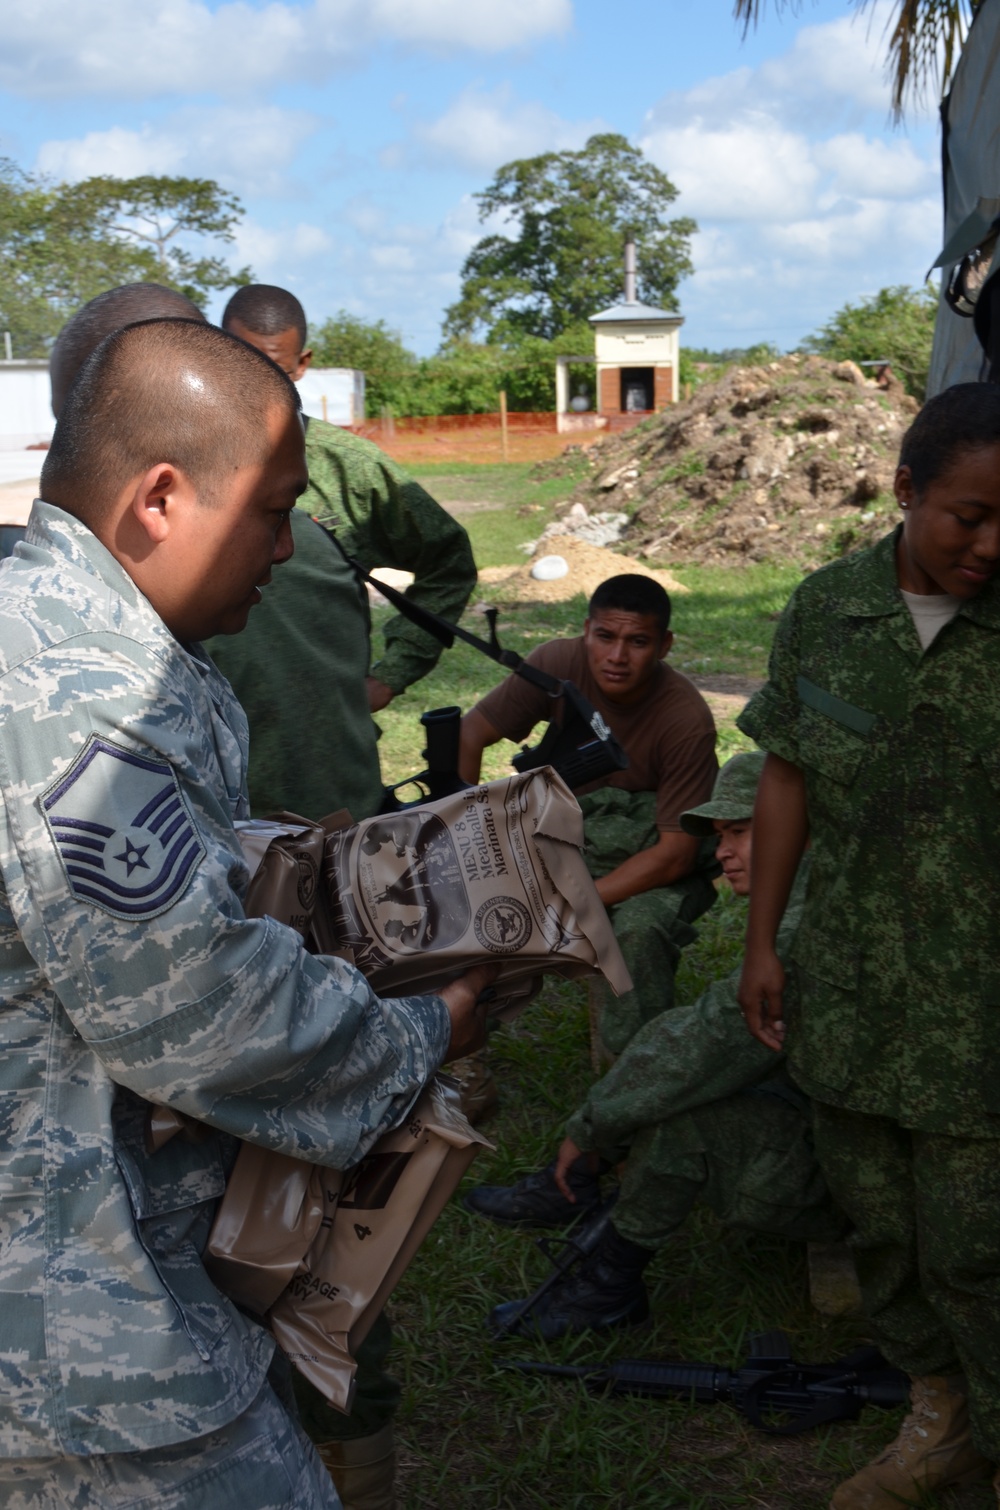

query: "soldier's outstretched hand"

left=738, top=946, right=786, bottom=1052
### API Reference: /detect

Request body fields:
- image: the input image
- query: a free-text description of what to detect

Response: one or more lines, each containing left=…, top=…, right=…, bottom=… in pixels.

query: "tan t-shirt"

left=473, top=636, right=718, bottom=831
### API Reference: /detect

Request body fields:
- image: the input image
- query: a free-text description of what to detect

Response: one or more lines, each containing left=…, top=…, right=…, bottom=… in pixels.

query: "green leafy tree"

left=803, top=283, right=937, bottom=396
left=62, top=175, right=251, bottom=306
left=733, top=0, right=979, bottom=118
left=309, top=312, right=419, bottom=416
left=0, top=160, right=250, bottom=356
left=443, top=133, right=696, bottom=343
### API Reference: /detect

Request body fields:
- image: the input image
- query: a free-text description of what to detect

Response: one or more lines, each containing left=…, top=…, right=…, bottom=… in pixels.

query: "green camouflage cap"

left=680, top=750, right=766, bottom=836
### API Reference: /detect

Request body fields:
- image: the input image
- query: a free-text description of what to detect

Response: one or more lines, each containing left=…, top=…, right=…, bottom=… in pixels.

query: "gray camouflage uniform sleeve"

left=0, top=638, right=451, bottom=1171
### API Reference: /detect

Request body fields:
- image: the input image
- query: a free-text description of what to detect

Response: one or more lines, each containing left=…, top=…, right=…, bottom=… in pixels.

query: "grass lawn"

left=370, top=465, right=989, bottom=1510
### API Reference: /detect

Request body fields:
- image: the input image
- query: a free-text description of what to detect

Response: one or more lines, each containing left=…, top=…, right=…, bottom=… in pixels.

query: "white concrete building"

left=590, top=242, right=683, bottom=416
left=0, top=358, right=365, bottom=459
left=296, top=367, right=366, bottom=426
left=0, top=362, right=56, bottom=451
left=554, top=243, right=684, bottom=431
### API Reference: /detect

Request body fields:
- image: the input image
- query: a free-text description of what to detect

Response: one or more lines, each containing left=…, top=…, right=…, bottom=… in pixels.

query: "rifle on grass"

left=511, top=1331, right=908, bottom=1435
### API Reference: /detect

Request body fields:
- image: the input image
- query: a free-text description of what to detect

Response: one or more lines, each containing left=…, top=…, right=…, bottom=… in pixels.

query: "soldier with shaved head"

left=0, top=315, right=492, bottom=1508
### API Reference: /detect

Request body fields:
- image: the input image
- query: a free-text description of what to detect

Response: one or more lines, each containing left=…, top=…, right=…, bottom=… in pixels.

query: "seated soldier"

left=459, top=573, right=719, bottom=1065
left=221, top=284, right=477, bottom=714
left=471, top=751, right=844, bottom=1338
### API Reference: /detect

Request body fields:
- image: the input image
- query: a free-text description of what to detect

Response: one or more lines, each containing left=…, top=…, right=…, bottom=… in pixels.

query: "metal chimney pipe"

left=624, top=240, right=637, bottom=303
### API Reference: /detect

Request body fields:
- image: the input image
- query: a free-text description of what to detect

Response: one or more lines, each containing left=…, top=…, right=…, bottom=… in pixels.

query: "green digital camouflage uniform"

left=206, top=511, right=386, bottom=823
left=738, top=524, right=1000, bottom=1456
left=299, top=419, right=477, bottom=695
left=0, top=504, right=452, bottom=1497
left=567, top=848, right=841, bottom=1250
left=577, top=788, right=719, bottom=1055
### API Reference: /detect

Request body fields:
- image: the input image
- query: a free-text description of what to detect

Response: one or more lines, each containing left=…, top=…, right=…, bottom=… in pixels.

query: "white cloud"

left=0, top=0, right=573, bottom=99
left=412, top=84, right=604, bottom=170
left=35, top=107, right=319, bottom=196
left=638, top=4, right=941, bottom=350
left=368, top=0, right=571, bottom=52
left=230, top=217, right=334, bottom=274
left=645, top=118, right=820, bottom=221
left=811, top=133, right=935, bottom=199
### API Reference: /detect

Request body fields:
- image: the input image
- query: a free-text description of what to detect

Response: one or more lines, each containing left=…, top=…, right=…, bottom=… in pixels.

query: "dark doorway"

left=620, top=367, right=654, bottom=412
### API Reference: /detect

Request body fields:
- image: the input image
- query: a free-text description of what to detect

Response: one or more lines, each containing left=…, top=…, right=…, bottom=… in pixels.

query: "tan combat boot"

left=315, top=1421, right=396, bottom=1510
left=830, top=1375, right=991, bottom=1509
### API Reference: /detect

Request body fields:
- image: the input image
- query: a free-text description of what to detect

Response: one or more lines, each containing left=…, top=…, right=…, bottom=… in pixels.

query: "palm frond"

left=733, top=0, right=980, bottom=118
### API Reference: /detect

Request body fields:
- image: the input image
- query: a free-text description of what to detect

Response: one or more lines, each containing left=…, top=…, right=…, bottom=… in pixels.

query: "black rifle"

left=511, top=1332, right=909, bottom=1435
left=490, top=1194, right=620, bottom=1340
left=320, top=526, right=629, bottom=793
left=391, top=705, right=467, bottom=805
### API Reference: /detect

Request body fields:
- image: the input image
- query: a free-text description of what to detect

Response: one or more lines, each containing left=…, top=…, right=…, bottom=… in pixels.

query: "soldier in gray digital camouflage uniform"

left=48, top=284, right=402, bottom=1510
left=738, top=383, right=1000, bottom=1510
left=0, top=318, right=492, bottom=1509
left=472, top=752, right=843, bottom=1340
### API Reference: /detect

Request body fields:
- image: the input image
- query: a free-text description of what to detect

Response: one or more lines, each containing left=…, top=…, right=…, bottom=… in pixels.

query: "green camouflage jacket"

left=566, top=862, right=809, bottom=1154
left=300, top=420, right=477, bottom=694
left=739, top=526, right=1000, bottom=1135
left=206, top=511, right=386, bottom=822
left=0, top=504, right=450, bottom=1456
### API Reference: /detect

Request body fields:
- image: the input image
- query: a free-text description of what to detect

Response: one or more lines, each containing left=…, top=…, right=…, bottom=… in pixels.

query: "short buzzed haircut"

left=41, top=319, right=301, bottom=528
left=588, top=574, right=671, bottom=634
left=50, top=283, right=204, bottom=418
left=222, top=284, right=308, bottom=348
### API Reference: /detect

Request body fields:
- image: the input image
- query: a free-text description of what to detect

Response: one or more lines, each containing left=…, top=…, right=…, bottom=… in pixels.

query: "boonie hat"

left=680, top=750, right=766, bottom=836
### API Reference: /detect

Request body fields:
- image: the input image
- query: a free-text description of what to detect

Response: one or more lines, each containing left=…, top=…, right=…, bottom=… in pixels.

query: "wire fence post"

left=499, top=389, right=509, bottom=463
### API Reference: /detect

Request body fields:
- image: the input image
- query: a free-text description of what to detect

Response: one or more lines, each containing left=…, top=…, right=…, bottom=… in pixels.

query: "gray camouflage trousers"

left=0, top=1376, right=340, bottom=1510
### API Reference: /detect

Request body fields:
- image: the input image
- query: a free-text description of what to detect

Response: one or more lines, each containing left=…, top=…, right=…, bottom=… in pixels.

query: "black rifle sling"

left=315, top=521, right=563, bottom=697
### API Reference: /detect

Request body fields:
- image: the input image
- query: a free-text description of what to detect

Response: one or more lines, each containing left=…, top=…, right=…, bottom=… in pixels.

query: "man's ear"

left=659, top=630, right=674, bottom=659
left=294, top=348, right=313, bottom=381
left=129, top=463, right=188, bottom=545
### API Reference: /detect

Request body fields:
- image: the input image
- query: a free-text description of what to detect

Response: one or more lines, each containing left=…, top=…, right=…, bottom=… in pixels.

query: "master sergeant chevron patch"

left=42, top=736, right=205, bottom=921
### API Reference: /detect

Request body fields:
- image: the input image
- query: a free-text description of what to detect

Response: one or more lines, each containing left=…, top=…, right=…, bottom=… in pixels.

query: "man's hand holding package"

left=440, top=963, right=500, bottom=1061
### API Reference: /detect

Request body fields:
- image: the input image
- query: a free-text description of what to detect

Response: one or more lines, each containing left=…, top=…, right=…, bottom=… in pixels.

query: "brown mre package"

left=207, top=1079, right=490, bottom=1413
left=323, top=769, right=631, bottom=1009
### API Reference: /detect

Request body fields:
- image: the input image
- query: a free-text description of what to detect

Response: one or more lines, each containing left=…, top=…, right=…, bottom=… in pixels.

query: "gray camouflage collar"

left=25, top=500, right=207, bottom=663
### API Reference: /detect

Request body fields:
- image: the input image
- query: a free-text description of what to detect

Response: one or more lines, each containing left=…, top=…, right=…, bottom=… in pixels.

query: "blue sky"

left=0, top=0, right=942, bottom=355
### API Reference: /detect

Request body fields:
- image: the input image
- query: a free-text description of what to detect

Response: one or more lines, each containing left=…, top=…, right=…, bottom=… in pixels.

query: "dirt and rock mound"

left=542, top=354, right=919, bottom=569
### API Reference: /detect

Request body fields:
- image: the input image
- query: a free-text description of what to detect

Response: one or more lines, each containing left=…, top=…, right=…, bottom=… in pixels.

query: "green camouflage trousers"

left=612, top=1089, right=844, bottom=1251
left=577, top=789, right=719, bottom=1056
left=812, top=1102, right=1000, bottom=1458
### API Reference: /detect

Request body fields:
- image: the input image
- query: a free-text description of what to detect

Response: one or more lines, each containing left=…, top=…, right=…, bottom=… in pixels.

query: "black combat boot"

left=462, top=1156, right=603, bottom=1229
left=488, top=1222, right=653, bottom=1340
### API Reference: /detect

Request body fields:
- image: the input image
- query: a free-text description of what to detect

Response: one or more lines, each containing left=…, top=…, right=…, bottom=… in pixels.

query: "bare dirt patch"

left=478, top=533, right=689, bottom=604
